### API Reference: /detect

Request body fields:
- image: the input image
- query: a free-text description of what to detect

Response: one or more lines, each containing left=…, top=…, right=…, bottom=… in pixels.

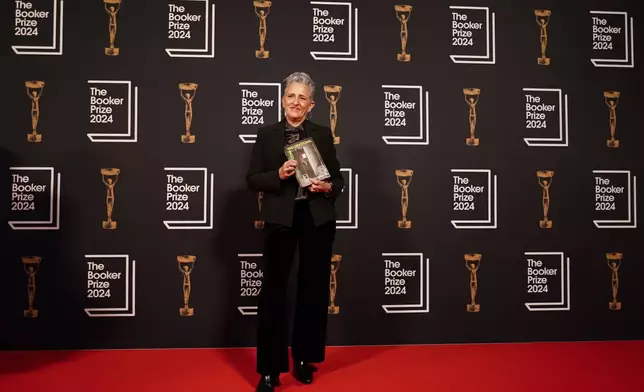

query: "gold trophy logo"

left=463, top=88, right=481, bottom=146
left=464, top=253, right=481, bottom=312
left=254, top=192, right=265, bottom=229
left=104, top=0, right=122, bottom=56
left=179, top=82, right=198, bottom=143
left=328, top=254, right=342, bottom=314
left=395, top=169, right=413, bottom=228
left=177, top=255, right=196, bottom=316
left=394, top=5, right=412, bottom=62
left=607, top=252, right=623, bottom=310
left=101, top=168, right=120, bottom=229
left=324, top=85, right=342, bottom=144
left=254, top=1, right=271, bottom=58
left=22, top=256, right=41, bottom=318
left=25, top=81, right=45, bottom=143
left=537, top=170, right=554, bottom=228
left=535, top=9, right=551, bottom=65
left=604, top=91, right=620, bottom=148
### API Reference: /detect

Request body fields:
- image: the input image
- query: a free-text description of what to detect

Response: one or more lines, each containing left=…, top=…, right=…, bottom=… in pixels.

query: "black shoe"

left=256, top=374, right=280, bottom=392
left=292, top=361, right=315, bottom=384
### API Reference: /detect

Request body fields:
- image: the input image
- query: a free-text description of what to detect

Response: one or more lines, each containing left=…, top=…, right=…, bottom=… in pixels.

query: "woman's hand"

left=309, top=178, right=331, bottom=193
left=279, top=160, right=298, bottom=180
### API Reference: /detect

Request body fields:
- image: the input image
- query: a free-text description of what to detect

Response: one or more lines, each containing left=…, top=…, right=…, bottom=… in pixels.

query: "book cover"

left=284, top=137, right=330, bottom=187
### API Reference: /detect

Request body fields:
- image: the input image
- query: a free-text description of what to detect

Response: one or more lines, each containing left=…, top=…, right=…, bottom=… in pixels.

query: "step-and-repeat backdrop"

left=2, top=0, right=643, bottom=350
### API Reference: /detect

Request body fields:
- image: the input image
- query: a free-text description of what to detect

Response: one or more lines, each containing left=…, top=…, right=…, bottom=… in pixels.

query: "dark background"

left=1, top=0, right=643, bottom=351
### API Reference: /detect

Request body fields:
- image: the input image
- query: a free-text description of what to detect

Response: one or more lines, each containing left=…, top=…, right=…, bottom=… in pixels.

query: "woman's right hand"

left=279, top=160, right=298, bottom=180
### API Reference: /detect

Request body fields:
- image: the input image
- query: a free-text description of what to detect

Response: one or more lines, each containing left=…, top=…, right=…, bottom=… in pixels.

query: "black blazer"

left=246, top=119, right=344, bottom=227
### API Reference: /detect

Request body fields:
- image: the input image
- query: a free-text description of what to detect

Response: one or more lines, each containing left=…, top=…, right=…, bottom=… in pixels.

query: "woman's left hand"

left=309, top=178, right=331, bottom=193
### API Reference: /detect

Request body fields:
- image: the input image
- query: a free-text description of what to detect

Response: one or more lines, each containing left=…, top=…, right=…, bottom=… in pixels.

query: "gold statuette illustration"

left=25, top=81, right=45, bottom=143
left=465, top=253, right=481, bottom=312
left=535, top=9, right=551, bottom=65
left=463, top=88, right=481, bottom=146
left=324, top=85, right=342, bottom=144
left=177, top=255, right=196, bottom=316
left=604, top=91, right=620, bottom=148
left=537, top=170, right=554, bottom=228
left=179, top=83, right=198, bottom=143
left=607, top=252, right=622, bottom=310
left=395, top=169, right=413, bottom=228
left=328, top=254, right=342, bottom=314
left=104, top=0, right=122, bottom=56
left=394, top=5, right=412, bottom=62
left=22, top=256, right=41, bottom=318
left=254, top=192, right=265, bottom=229
left=101, top=168, right=120, bottom=229
left=254, top=1, right=272, bottom=58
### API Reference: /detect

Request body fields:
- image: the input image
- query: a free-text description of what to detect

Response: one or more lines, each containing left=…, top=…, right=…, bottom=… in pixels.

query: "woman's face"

left=282, top=82, right=315, bottom=123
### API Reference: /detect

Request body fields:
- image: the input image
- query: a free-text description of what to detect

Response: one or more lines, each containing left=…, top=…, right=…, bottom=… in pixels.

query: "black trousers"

left=256, top=201, right=336, bottom=374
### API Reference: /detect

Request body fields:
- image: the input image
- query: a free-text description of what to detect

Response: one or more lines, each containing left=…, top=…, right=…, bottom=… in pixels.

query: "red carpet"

left=1, top=341, right=643, bottom=391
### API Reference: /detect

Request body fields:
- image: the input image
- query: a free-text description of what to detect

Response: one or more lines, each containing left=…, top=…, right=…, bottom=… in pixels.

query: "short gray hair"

left=283, top=72, right=316, bottom=98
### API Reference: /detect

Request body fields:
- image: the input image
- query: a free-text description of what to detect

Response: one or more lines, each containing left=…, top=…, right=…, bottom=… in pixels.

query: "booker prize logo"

left=394, top=5, right=412, bottom=62
left=25, top=81, right=45, bottom=143
left=328, top=254, right=342, bottom=314
left=238, top=81, right=281, bottom=143
left=310, top=1, right=358, bottom=61
left=9, top=167, right=62, bottom=230
left=381, top=84, right=429, bottom=145
left=606, top=252, right=622, bottom=310
left=449, top=6, right=496, bottom=64
left=463, top=88, right=480, bottom=146
left=163, top=167, right=215, bottom=229
left=87, top=80, right=139, bottom=142
left=382, top=253, right=429, bottom=314
left=590, top=11, right=635, bottom=68
left=103, top=0, right=122, bottom=56
left=451, top=169, right=498, bottom=229
left=166, top=0, right=215, bottom=58
left=22, top=256, right=41, bottom=318
left=593, top=170, right=637, bottom=229
left=534, top=9, right=551, bottom=65
left=254, top=0, right=271, bottom=58
left=524, top=252, right=570, bottom=311
left=604, top=91, right=620, bottom=148
left=537, top=170, right=554, bottom=228
left=239, top=82, right=282, bottom=144
left=100, top=168, right=120, bottom=229
left=177, top=255, right=196, bottom=316
left=523, top=88, right=569, bottom=147
left=84, top=254, right=136, bottom=317
left=324, top=85, right=342, bottom=144
left=12, top=0, right=64, bottom=55
left=395, top=169, right=413, bottom=228
left=238, top=253, right=263, bottom=315
left=179, top=82, right=198, bottom=143
left=464, top=254, right=481, bottom=312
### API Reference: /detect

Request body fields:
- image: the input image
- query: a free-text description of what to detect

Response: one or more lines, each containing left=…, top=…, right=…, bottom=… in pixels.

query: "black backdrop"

left=1, top=0, right=643, bottom=351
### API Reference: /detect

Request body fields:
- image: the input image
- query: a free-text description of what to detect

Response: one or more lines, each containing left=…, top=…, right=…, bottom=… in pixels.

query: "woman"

left=246, top=72, right=344, bottom=391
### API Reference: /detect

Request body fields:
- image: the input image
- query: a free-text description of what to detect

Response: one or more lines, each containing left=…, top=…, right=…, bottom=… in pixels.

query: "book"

left=284, top=137, right=330, bottom=187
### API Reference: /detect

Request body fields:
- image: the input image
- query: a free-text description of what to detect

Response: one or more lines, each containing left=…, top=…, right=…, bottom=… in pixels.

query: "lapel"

left=268, top=119, right=287, bottom=164
left=303, top=119, right=322, bottom=147
left=306, top=121, right=329, bottom=163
